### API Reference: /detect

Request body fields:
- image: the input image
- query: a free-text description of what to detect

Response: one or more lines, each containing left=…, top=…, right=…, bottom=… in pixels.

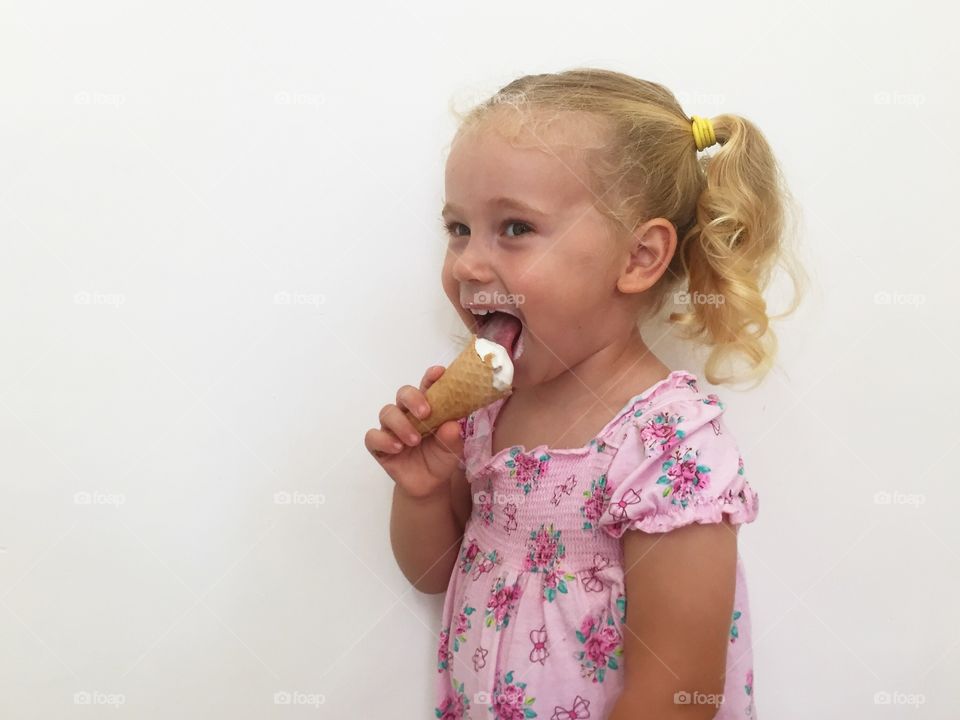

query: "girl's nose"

left=451, top=236, right=495, bottom=284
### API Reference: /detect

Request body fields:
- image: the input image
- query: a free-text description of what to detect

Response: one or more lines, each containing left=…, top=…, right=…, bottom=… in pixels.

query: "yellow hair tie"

left=690, top=115, right=718, bottom=151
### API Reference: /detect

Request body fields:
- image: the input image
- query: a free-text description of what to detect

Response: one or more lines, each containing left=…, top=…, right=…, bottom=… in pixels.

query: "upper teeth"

left=472, top=309, right=494, bottom=316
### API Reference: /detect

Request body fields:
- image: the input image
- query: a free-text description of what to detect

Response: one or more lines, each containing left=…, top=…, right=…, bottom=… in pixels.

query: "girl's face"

left=441, top=119, right=635, bottom=388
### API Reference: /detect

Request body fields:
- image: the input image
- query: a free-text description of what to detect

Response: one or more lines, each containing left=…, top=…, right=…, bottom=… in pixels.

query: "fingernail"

left=417, top=405, right=429, bottom=418
left=408, top=433, right=420, bottom=444
left=393, top=442, right=403, bottom=451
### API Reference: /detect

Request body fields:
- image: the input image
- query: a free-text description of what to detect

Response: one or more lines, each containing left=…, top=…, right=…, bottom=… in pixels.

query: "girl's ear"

left=616, top=218, right=677, bottom=294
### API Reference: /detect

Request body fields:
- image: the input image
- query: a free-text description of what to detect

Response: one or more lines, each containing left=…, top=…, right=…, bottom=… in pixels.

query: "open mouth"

left=474, top=311, right=524, bottom=362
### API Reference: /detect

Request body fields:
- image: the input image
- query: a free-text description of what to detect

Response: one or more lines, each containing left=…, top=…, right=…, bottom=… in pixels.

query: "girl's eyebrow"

left=441, top=197, right=548, bottom=219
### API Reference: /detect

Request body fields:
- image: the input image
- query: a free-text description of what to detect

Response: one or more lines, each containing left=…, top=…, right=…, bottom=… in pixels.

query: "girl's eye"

left=504, top=221, right=533, bottom=238
left=442, top=220, right=533, bottom=239
left=444, top=222, right=469, bottom=238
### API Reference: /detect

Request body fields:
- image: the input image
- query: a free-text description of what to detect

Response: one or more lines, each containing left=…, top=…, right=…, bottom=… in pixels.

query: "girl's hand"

left=365, top=365, right=465, bottom=499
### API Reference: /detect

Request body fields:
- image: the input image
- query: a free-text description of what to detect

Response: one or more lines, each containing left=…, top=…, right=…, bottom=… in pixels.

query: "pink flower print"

left=709, top=418, right=722, bottom=435
left=459, top=538, right=500, bottom=579
left=579, top=615, right=596, bottom=638
left=552, top=474, right=577, bottom=505
left=745, top=668, right=753, bottom=694
left=598, top=626, right=620, bottom=653
left=737, top=454, right=745, bottom=475
left=730, top=609, right=742, bottom=643
left=580, top=473, right=612, bottom=531
left=703, top=392, right=725, bottom=409
left=540, top=567, right=576, bottom=602
left=606, top=488, right=642, bottom=523
left=473, top=645, right=488, bottom=672
left=491, top=670, right=537, bottom=720
left=437, top=627, right=453, bottom=672
left=657, top=447, right=711, bottom=507
left=459, top=539, right=480, bottom=574
left=506, top=448, right=550, bottom=495
left=435, top=677, right=471, bottom=720
left=550, top=695, right=590, bottom=720
left=485, top=576, right=522, bottom=631
left=435, top=693, right=465, bottom=720
left=524, top=523, right=563, bottom=572
left=529, top=625, right=549, bottom=665
left=638, top=412, right=685, bottom=455
left=575, top=608, right=623, bottom=683
left=452, top=605, right=476, bottom=652
left=458, top=413, right=476, bottom=440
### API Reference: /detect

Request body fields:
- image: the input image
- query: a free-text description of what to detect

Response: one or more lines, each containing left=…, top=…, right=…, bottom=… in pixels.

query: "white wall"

left=1, top=1, right=956, bottom=717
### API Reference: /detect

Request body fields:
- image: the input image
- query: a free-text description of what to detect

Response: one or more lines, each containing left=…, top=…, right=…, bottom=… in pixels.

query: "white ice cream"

left=474, top=337, right=514, bottom=391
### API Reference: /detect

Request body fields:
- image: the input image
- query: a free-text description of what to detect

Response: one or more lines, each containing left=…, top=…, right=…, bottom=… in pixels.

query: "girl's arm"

left=390, top=463, right=472, bottom=594
left=608, top=519, right=739, bottom=720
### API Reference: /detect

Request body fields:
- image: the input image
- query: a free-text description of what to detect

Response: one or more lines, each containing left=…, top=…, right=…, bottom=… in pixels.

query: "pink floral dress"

left=434, top=370, right=760, bottom=719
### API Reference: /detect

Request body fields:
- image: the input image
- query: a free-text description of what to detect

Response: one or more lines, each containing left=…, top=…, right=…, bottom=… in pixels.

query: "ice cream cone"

left=405, top=334, right=513, bottom=436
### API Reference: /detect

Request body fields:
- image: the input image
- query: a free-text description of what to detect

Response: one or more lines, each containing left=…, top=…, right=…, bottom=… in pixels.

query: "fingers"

left=365, top=427, right=405, bottom=457
left=378, top=402, right=423, bottom=447
left=367, top=367, right=446, bottom=461
left=395, top=383, right=430, bottom=425
left=420, top=365, right=445, bottom=392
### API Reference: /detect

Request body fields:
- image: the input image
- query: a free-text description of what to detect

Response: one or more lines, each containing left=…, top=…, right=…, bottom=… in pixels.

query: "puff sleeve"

left=598, top=395, right=759, bottom=537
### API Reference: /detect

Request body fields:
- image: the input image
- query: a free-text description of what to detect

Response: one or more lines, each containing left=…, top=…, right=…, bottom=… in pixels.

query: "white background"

left=2, top=1, right=957, bottom=717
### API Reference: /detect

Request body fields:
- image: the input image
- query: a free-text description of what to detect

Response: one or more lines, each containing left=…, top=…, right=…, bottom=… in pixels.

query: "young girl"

left=367, top=68, right=804, bottom=720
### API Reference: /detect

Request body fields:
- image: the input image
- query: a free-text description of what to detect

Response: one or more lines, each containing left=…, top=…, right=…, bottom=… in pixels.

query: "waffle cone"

left=405, top=335, right=513, bottom=435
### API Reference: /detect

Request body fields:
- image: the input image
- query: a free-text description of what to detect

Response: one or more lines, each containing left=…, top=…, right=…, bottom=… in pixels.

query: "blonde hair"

left=449, top=68, right=808, bottom=387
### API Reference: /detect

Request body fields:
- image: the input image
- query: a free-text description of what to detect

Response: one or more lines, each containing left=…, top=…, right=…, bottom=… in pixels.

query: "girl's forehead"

left=445, top=115, right=606, bottom=209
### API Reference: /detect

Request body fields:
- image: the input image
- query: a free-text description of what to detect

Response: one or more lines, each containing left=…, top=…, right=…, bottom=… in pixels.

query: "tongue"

left=478, top=312, right=522, bottom=358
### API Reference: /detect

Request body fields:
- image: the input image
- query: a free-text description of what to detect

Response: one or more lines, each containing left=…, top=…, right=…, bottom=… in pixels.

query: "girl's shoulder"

left=596, top=369, right=711, bottom=449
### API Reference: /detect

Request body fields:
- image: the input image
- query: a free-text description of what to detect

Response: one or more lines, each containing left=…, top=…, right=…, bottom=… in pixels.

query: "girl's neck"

left=519, top=326, right=670, bottom=413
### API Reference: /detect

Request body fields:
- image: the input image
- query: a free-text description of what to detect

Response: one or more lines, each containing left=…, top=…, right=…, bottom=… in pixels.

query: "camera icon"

left=873, top=491, right=892, bottom=505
